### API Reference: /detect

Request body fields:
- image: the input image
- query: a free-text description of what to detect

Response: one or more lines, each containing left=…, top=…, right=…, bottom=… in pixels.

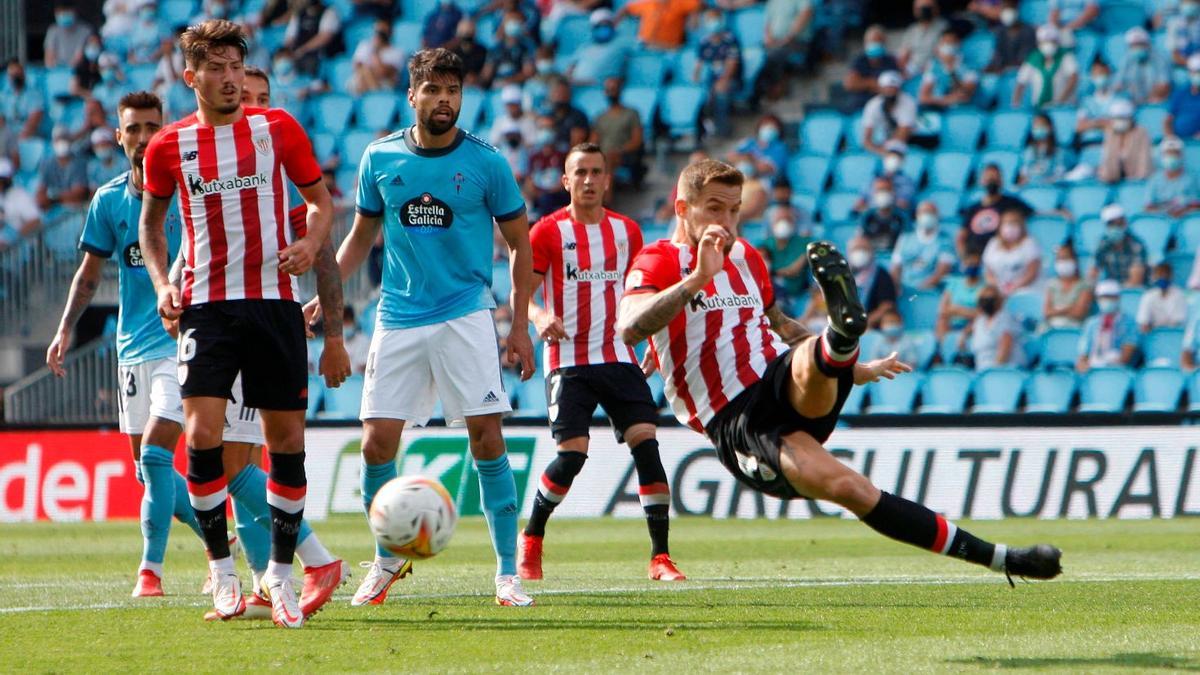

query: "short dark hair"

left=408, top=48, right=465, bottom=90
left=244, top=66, right=270, bottom=92
left=117, top=90, right=163, bottom=117
left=565, top=142, right=605, bottom=169
left=180, top=19, right=249, bottom=68
left=679, top=159, right=744, bottom=203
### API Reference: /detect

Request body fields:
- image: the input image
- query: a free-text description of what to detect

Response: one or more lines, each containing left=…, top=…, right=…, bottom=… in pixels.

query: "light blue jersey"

left=356, top=127, right=526, bottom=329
left=78, top=171, right=181, bottom=365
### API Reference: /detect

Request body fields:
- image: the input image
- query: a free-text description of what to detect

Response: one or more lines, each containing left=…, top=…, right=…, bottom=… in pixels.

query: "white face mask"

left=1039, top=41, right=1058, bottom=58
left=1097, top=297, right=1119, bottom=314
left=1054, top=259, right=1077, bottom=278
left=771, top=219, right=795, bottom=239
left=496, top=320, right=512, bottom=338
left=882, top=154, right=903, bottom=174
left=53, top=140, right=71, bottom=158
left=872, top=191, right=894, bottom=209
left=1000, top=222, right=1023, bottom=242
left=916, top=212, right=938, bottom=232
left=1000, top=7, right=1017, bottom=26
left=1111, top=117, right=1132, bottom=133
left=848, top=248, right=872, bottom=270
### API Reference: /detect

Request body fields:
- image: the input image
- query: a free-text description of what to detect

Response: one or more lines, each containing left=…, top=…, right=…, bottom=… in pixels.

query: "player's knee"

left=821, top=473, right=877, bottom=512
left=361, top=438, right=397, bottom=465
left=623, top=424, right=656, bottom=448
left=467, top=420, right=506, bottom=460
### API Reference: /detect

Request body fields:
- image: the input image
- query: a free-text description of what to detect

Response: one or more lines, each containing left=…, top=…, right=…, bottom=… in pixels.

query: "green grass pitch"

left=1, top=516, right=1198, bottom=673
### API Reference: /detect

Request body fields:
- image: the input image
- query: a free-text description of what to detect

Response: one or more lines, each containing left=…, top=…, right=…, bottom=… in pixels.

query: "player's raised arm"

left=497, top=212, right=535, bottom=380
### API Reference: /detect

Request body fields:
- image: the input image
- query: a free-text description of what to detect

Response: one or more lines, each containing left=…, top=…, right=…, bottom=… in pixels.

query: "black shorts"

left=704, top=348, right=855, bottom=500
left=546, top=363, right=660, bottom=444
left=177, top=299, right=308, bottom=411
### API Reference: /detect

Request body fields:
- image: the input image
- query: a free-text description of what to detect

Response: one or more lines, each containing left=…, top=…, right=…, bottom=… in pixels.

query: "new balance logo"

left=391, top=175, right=406, bottom=185
left=482, top=391, right=500, bottom=404
left=182, top=150, right=198, bottom=162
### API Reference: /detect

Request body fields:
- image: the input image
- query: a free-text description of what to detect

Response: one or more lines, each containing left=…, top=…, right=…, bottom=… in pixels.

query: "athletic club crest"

left=254, top=136, right=272, bottom=155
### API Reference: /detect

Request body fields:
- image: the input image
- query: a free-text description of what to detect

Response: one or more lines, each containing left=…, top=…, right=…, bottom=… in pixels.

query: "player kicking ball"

left=139, top=20, right=351, bottom=628
left=520, top=143, right=683, bottom=582
left=307, top=48, right=537, bottom=608
left=617, top=160, right=1062, bottom=584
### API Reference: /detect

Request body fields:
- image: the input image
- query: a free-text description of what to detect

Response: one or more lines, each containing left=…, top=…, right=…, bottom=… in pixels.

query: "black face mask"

left=504, top=136, right=521, bottom=149
left=883, top=94, right=898, bottom=106
left=917, top=6, right=934, bottom=20
left=377, top=30, right=391, bottom=41
left=978, top=296, right=998, bottom=316
left=10, top=75, right=24, bottom=89
left=984, top=181, right=1001, bottom=195
left=606, top=93, right=620, bottom=105
left=0, top=179, right=10, bottom=192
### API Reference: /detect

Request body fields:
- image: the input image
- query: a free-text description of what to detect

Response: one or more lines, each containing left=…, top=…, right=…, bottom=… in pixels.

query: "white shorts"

left=224, top=373, right=265, bottom=445
left=116, top=359, right=263, bottom=445
left=362, top=309, right=512, bottom=426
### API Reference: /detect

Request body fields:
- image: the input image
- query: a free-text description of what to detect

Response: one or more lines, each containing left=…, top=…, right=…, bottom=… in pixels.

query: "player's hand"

left=161, top=316, right=180, bottom=339
left=534, top=313, right=568, bottom=342
left=278, top=237, right=319, bottom=276
left=46, top=329, right=70, bottom=377
left=302, top=297, right=322, bottom=338
left=853, top=352, right=913, bottom=385
left=693, top=225, right=731, bottom=283
left=639, top=349, right=657, bottom=378
left=505, top=325, right=536, bottom=381
left=320, top=336, right=352, bottom=388
left=157, top=284, right=182, bottom=321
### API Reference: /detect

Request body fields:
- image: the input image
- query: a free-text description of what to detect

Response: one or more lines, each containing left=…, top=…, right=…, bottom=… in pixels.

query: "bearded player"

left=617, top=159, right=1063, bottom=583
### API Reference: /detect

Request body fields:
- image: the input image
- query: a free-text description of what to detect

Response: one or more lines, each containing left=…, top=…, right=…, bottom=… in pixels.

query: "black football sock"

left=814, top=329, right=859, bottom=377
left=630, top=438, right=671, bottom=557
left=524, top=451, right=587, bottom=537
left=266, top=451, right=307, bottom=565
left=186, top=445, right=230, bottom=559
left=861, top=491, right=1005, bottom=570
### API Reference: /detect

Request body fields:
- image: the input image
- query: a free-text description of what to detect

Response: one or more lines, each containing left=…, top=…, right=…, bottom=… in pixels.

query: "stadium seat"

left=358, top=91, right=398, bottom=131
left=1186, top=141, right=1200, bottom=174
left=799, top=111, right=844, bottom=157
left=738, top=47, right=766, bottom=103
left=555, top=15, right=593, bottom=57
left=1188, top=371, right=1200, bottom=412
left=979, top=149, right=1020, bottom=185
left=972, top=72, right=999, bottom=108
left=126, top=64, right=156, bottom=91
left=1065, top=184, right=1111, bottom=221
left=920, top=188, right=961, bottom=219
left=917, top=367, right=972, bottom=414
left=972, top=367, right=1026, bottom=413
left=1024, top=369, right=1076, bottom=412
left=731, top=6, right=765, bottom=48
left=311, top=131, right=337, bottom=164
left=1174, top=216, right=1200, bottom=254
left=1133, top=367, right=1185, bottom=412
left=1130, top=214, right=1172, bottom=262
left=940, top=109, right=984, bottom=152
left=928, top=152, right=974, bottom=191
left=672, top=48, right=705, bottom=85
left=1118, top=288, right=1141, bottom=320
left=1046, top=106, right=1076, bottom=147
left=646, top=372, right=666, bottom=407
left=492, top=259, right=512, bottom=304
left=832, top=153, right=878, bottom=192
left=902, top=148, right=928, bottom=184
left=324, top=374, right=364, bottom=419
left=1101, top=33, right=1128, bottom=72
left=342, top=130, right=376, bottom=168
left=1039, top=328, right=1081, bottom=370
left=1005, top=288, right=1043, bottom=327
left=43, top=67, right=72, bottom=99
left=985, top=111, right=1030, bottom=151
left=573, top=86, right=608, bottom=121
left=867, top=373, right=922, bottom=414
left=1073, top=31, right=1101, bottom=69
left=306, top=374, right=323, bottom=420
left=1116, top=181, right=1148, bottom=216
left=514, top=377, right=548, bottom=416
left=961, top=32, right=995, bottom=71
left=625, top=52, right=667, bottom=88
left=1137, top=105, right=1168, bottom=144
left=313, top=94, right=354, bottom=135
left=323, top=55, right=355, bottom=95
left=1028, top=214, right=1070, bottom=261
left=459, top=87, right=486, bottom=130
left=160, top=0, right=196, bottom=19
left=1099, top=1, right=1148, bottom=34
left=621, top=86, right=658, bottom=136
left=909, top=330, right=939, bottom=369
left=820, top=191, right=860, bottom=225
left=826, top=222, right=858, bottom=250
left=1143, top=327, right=1185, bottom=367
left=786, top=155, right=830, bottom=195
left=17, top=138, right=45, bottom=171
left=898, top=290, right=941, bottom=331
left=390, top=21, right=422, bottom=55
left=661, top=84, right=706, bottom=142
left=1020, top=187, right=1061, bottom=214
left=843, top=112, right=865, bottom=152
left=1078, top=367, right=1133, bottom=413
left=1167, top=252, right=1193, bottom=287
left=1074, top=216, right=1105, bottom=257
left=1019, top=0, right=1049, bottom=25
left=939, top=330, right=963, bottom=363
left=841, top=380, right=866, bottom=414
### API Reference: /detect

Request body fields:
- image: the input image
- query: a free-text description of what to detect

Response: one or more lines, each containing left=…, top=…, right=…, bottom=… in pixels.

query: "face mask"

left=883, top=93, right=898, bottom=106
left=496, top=320, right=512, bottom=338
left=1039, top=42, right=1057, bottom=59
left=984, top=181, right=1001, bottom=195
left=85, top=45, right=101, bottom=61
left=592, top=24, right=615, bottom=43
left=1183, top=2, right=1200, bottom=18
left=882, top=154, right=902, bottom=174
left=9, top=74, right=24, bottom=89
left=771, top=219, right=794, bottom=239
left=702, top=16, right=722, bottom=35
left=101, top=69, right=116, bottom=83
left=56, top=11, right=75, bottom=27
left=964, top=264, right=981, bottom=279
left=1105, top=224, right=1126, bottom=240
left=865, top=42, right=885, bottom=58
left=1000, top=7, right=1016, bottom=26
left=758, top=124, right=779, bottom=144
left=606, top=92, right=620, bottom=104
left=1000, top=222, right=1022, bottom=242
left=1130, top=46, right=1148, bottom=62
left=1112, top=117, right=1132, bottom=133
left=377, top=30, right=391, bottom=42
left=872, top=191, right=894, bottom=209
left=1097, top=297, right=1119, bottom=314
left=536, top=59, right=554, bottom=74
left=94, top=145, right=114, bottom=161
left=0, top=179, right=10, bottom=192
left=1163, top=154, right=1183, bottom=171
left=938, top=43, right=958, bottom=59
left=917, top=213, right=938, bottom=232
left=53, top=140, right=70, bottom=158
left=140, top=7, right=155, bottom=20
left=1191, top=72, right=1200, bottom=88
left=917, top=5, right=934, bottom=21
left=848, top=249, right=872, bottom=270
left=1031, top=126, right=1050, bottom=141
left=1055, top=259, right=1077, bottom=278
left=1090, top=74, right=1109, bottom=90
left=535, top=128, right=555, bottom=147
left=505, top=20, right=523, bottom=38
left=504, top=135, right=520, bottom=149
left=737, top=161, right=756, bottom=178
left=1155, top=277, right=1171, bottom=290
left=978, top=296, right=998, bottom=316
left=881, top=324, right=903, bottom=339
left=275, top=59, right=293, bottom=76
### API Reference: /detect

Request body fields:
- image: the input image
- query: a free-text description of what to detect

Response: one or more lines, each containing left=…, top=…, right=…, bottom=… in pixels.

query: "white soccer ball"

left=368, top=475, right=457, bottom=559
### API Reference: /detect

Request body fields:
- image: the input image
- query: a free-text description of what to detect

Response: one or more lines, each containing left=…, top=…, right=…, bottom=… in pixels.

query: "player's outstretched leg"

left=187, top=443, right=245, bottom=619
left=520, top=449, right=587, bottom=580
left=352, top=420, right=413, bottom=607
left=627, top=435, right=684, bottom=581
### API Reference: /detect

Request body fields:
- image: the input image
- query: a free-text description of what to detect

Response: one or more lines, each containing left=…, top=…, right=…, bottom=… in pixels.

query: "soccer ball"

left=368, top=475, right=457, bottom=559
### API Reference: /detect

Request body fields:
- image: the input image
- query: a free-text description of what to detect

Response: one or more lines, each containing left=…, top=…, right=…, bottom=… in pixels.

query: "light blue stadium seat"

left=43, top=67, right=73, bottom=99
left=905, top=330, right=938, bottom=369
left=972, top=367, right=1026, bottom=413
left=1024, top=369, right=1075, bottom=412
left=995, top=72, right=1025, bottom=109
left=1188, top=371, right=1200, bottom=411
left=646, top=372, right=666, bottom=407
left=1075, top=216, right=1105, bottom=257
left=939, top=330, right=963, bottom=363
left=322, top=55, right=355, bottom=95
left=324, top=374, right=364, bottom=419
left=126, top=64, right=156, bottom=91
left=1118, top=288, right=1141, bottom=320
left=17, top=139, right=45, bottom=171
left=902, top=148, right=928, bottom=183
left=1046, top=105, right=1076, bottom=146
left=1133, top=367, right=1184, bottom=412
left=620, top=86, right=658, bottom=137
left=672, top=48, right=705, bottom=85
left=1116, top=181, right=1148, bottom=216
left=1005, top=288, right=1043, bottom=326
left=48, top=97, right=84, bottom=127
left=826, top=222, right=858, bottom=251
left=973, top=72, right=999, bottom=108
left=161, top=0, right=196, bottom=19
left=799, top=111, right=844, bottom=157
left=739, top=47, right=766, bottom=103
left=555, top=15, right=593, bottom=57
left=787, top=155, right=830, bottom=195
left=832, top=153, right=878, bottom=192
left=306, top=374, right=324, bottom=420
left=1064, top=184, right=1111, bottom=220
left=1185, top=141, right=1200, bottom=172
left=843, top=112, right=865, bottom=151
left=1040, top=327, right=1081, bottom=370
left=626, top=52, right=668, bottom=88
left=661, top=84, right=706, bottom=141
left=459, top=87, right=486, bottom=130
left=1019, top=0, right=1049, bottom=24
left=1099, top=1, right=1147, bottom=34
left=921, top=188, right=961, bottom=218
left=573, top=86, right=608, bottom=121
left=1078, top=367, right=1133, bottom=412
left=1143, top=327, right=1185, bottom=367
left=1130, top=214, right=1172, bottom=262
left=313, top=94, right=354, bottom=135
left=940, top=109, right=984, bottom=152
left=1101, top=33, right=1128, bottom=71
left=358, top=91, right=398, bottom=131
left=1073, top=30, right=1102, bottom=69
left=1028, top=214, right=1070, bottom=260
left=515, top=377, right=548, bottom=416
left=979, top=149, right=1020, bottom=184
left=475, top=13, right=500, bottom=49
left=898, top=290, right=941, bottom=331
left=841, top=381, right=866, bottom=414
left=1020, top=186, right=1061, bottom=213
left=1167, top=252, right=1193, bottom=287
left=868, top=373, right=922, bottom=414
left=731, top=6, right=765, bottom=48
left=929, top=151, right=974, bottom=191
left=1177, top=216, right=1200, bottom=254
left=820, top=191, right=860, bottom=225
left=1136, top=105, right=1168, bottom=144
left=961, top=32, right=995, bottom=71
left=311, top=131, right=337, bottom=164
left=342, top=130, right=377, bottom=168
left=492, top=259, right=512, bottom=304
left=391, top=21, right=422, bottom=55
left=917, top=367, right=972, bottom=413
left=343, top=20, right=377, bottom=57
left=792, top=193, right=818, bottom=218
left=986, top=111, right=1030, bottom=151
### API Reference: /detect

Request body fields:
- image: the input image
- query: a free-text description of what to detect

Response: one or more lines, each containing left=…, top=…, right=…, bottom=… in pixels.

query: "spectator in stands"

left=1043, top=244, right=1092, bottom=330
left=1166, top=55, right=1200, bottom=140
left=151, top=26, right=186, bottom=95
left=1137, top=262, right=1187, bottom=334
left=858, top=175, right=908, bottom=252
left=862, top=71, right=916, bottom=156
left=352, top=19, right=403, bottom=93
left=1018, top=112, right=1071, bottom=185
left=1153, top=0, right=1183, bottom=30
left=899, top=0, right=948, bottom=78
left=485, top=0, right=542, bottom=38
left=101, top=0, right=138, bottom=42
left=70, top=35, right=104, bottom=98
left=484, top=12, right=537, bottom=86
left=1075, top=58, right=1118, bottom=147
left=1013, top=25, right=1078, bottom=108
left=547, top=77, right=590, bottom=147
left=958, top=163, right=1033, bottom=258
left=449, top=20, right=488, bottom=87
left=918, top=29, right=979, bottom=110
left=854, top=139, right=915, bottom=214
left=90, top=53, right=125, bottom=121
left=44, top=1, right=94, bottom=68
left=695, top=6, right=740, bottom=139
left=270, top=48, right=318, bottom=111
left=963, top=285, right=1025, bottom=370
left=1168, top=0, right=1200, bottom=66
left=1114, top=27, right=1172, bottom=105
left=1180, top=309, right=1200, bottom=370
left=424, top=0, right=464, bottom=49
left=986, top=0, right=1035, bottom=74
left=757, top=203, right=811, bottom=307
left=1048, top=0, right=1099, bottom=34
left=798, top=283, right=828, bottom=333
left=1097, top=98, right=1152, bottom=184
left=732, top=114, right=787, bottom=181
left=491, top=84, right=538, bottom=146
left=36, top=128, right=88, bottom=212
left=618, top=0, right=700, bottom=50
left=192, top=0, right=232, bottom=24
left=127, top=1, right=167, bottom=65
left=1077, top=279, right=1138, bottom=372
left=736, top=159, right=769, bottom=224
left=982, top=208, right=1041, bottom=296
left=3, top=61, right=43, bottom=141
left=283, top=0, right=344, bottom=76
left=760, top=0, right=814, bottom=100
left=1147, top=136, right=1200, bottom=217
left=871, top=309, right=922, bottom=366
left=936, top=250, right=984, bottom=339
left=0, top=112, right=16, bottom=170
left=842, top=25, right=900, bottom=111
left=848, top=236, right=898, bottom=329
left=0, top=158, right=41, bottom=253
left=569, top=9, right=630, bottom=87
left=965, top=0, right=1004, bottom=25
left=590, top=77, right=645, bottom=189
left=87, top=128, right=122, bottom=191
left=891, top=200, right=954, bottom=291
left=1091, top=204, right=1148, bottom=286
left=526, top=115, right=569, bottom=217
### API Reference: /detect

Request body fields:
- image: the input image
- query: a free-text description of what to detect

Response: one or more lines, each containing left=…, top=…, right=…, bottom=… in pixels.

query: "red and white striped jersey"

left=143, top=107, right=322, bottom=307
left=625, top=238, right=786, bottom=433
left=530, top=207, right=644, bottom=370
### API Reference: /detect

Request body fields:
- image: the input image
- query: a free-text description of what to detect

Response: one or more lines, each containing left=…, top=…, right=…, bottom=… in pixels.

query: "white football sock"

left=295, top=534, right=336, bottom=568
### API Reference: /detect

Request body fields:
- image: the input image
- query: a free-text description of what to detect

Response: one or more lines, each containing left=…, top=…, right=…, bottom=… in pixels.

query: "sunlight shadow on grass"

left=953, top=652, right=1200, bottom=671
